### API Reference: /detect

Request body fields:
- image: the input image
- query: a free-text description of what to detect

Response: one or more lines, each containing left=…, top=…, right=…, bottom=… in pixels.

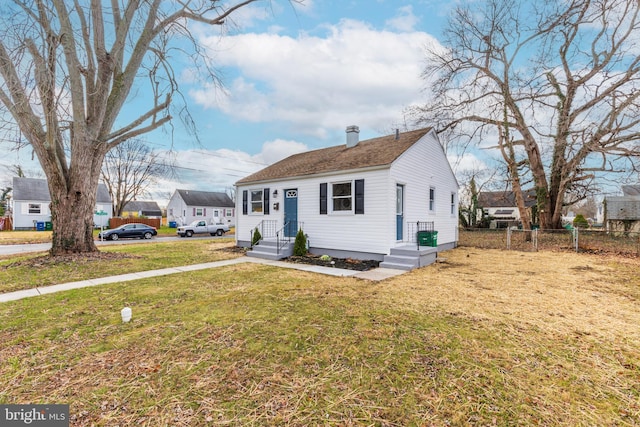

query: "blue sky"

left=1, top=0, right=486, bottom=206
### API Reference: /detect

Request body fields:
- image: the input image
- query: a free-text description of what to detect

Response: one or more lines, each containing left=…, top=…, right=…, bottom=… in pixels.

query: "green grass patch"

left=0, top=239, right=242, bottom=293
left=0, top=261, right=638, bottom=425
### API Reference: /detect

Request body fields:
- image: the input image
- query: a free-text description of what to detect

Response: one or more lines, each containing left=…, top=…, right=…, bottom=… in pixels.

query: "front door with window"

left=284, top=189, right=298, bottom=238
left=396, top=184, right=404, bottom=240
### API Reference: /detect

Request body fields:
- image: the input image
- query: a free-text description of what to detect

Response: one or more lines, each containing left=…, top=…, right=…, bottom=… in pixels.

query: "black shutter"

left=264, top=188, right=270, bottom=215
left=320, top=183, right=327, bottom=214
left=355, top=179, right=365, bottom=214
left=242, top=190, right=248, bottom=215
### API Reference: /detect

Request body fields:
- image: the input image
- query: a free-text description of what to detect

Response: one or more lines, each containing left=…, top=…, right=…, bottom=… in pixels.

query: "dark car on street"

left=98, top=223, right=158, bottom=241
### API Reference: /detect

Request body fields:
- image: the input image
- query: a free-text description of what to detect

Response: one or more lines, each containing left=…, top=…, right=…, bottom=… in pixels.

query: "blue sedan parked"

left=98, top=223, right=157, bottom=240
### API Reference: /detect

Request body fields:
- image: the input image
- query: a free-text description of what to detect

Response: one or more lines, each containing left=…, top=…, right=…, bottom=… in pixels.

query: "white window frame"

left=195, top=207, right=204, bottom=216
left=250, top=189, right=264, bottom=214
left=331, top=181, right=353, bottom=213
left=429, top=187, right=436, bottom=212
left=226, top=209, right=233, bottom=217
left=28, top=203, right=41, bottom=214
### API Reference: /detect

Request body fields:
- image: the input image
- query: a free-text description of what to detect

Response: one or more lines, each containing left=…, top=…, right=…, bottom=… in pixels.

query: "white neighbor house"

left=11, top=177, right=112, bottom=230
left=166, top=189, right=235, bottom=226
left=235, top=127, right=459, bottom=270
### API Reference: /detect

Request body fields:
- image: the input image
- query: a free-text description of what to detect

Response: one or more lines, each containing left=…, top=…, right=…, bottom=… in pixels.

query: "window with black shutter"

left=320, top=183, right=327, bottom=214
left=355, top=179, right=364, bottom=214
left=242, top=190, right=248, bottom=215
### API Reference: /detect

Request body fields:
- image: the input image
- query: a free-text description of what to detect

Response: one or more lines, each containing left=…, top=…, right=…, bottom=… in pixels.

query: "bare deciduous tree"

left=414, top=0, right=640, bottom=229
left=0, top=0, right=265, bottom=255
left=101, top=138, right=172, bottom=217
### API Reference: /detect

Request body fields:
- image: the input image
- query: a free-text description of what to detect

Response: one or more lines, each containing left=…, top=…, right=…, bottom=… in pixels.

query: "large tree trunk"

left=46, top=141, right=106, bottom=255
left=49, top=179, right=98, bottom=255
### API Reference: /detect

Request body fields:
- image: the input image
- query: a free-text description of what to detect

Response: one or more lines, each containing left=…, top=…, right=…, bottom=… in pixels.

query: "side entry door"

left=396, top=184, right=404, bottom=241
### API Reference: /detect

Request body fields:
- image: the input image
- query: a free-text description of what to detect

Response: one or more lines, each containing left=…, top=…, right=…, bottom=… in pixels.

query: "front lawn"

left=0, top=247, right=638, bottom=425
left=0, top=239, right=242, bottom=294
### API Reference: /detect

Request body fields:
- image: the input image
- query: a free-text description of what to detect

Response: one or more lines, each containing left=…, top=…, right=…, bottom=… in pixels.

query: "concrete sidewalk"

left=0, top=256, right=406, bottom=303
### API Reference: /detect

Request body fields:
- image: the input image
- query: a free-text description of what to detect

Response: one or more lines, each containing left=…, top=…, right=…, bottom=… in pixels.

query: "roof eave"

left=235, top=164, right=391, bottom=187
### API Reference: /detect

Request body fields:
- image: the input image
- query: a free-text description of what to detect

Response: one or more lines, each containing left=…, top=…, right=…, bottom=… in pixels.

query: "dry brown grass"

left=0, top=230, right=52, bottom=244
left=0, top=245, right=638, bottom=425
left=384, top=247, right=640, bottom=341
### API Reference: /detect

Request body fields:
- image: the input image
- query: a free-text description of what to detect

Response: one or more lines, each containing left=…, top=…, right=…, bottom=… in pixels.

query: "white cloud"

left=191, top=19, right=441, bottom=138
left=253, top=138, right=308, bottom=164
left=150, top=138, right=310, bottom=205
left=449, top=152, right=489, bottom=175
left=385, top=5, right=419, bottom=32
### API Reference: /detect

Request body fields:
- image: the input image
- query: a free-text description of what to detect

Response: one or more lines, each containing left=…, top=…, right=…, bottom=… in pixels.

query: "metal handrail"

left=409, top=221, right=435, bottom=249
left=276, top=221, right=290, bottom=255
left=250, top=221, right=263, bottom=249
left=275, top=221, right=304, bottom=254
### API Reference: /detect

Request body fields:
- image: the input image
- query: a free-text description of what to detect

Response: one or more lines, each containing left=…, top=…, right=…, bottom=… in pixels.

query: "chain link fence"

left=459, top=227, right=640, bottom=257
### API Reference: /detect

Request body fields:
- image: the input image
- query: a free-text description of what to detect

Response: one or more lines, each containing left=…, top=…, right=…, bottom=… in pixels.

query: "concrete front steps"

left=246, top=239, right=293, bottom=261
left=380, top=246, right=438, bottom=271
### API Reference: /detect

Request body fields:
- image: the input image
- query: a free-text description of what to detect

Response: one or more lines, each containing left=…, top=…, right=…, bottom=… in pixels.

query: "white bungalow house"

left=11, top=177, right=112, bottom=230
left=235, top=126, right=459, bottom=270
left=477, top=189, right=537, bottom=229
left=166, top=189, right=235, bottom=227
left=604, top=184, right=640, bottom=232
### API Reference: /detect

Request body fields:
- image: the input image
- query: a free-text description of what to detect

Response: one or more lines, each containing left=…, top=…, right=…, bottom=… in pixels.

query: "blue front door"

left=284, top=188, right=298, bottom=238
left=396, top=184, right=404, bottom=240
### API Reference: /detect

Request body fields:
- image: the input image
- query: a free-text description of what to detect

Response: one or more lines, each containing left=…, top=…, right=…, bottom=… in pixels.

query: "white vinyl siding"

left=13, top=200, right=55, bottom=230
left=237, top=170, right=389, bottom=254
left=390, top=130, right=459, bottom=246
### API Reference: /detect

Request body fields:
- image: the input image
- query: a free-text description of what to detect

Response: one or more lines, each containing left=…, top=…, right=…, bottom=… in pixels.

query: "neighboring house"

left=11, top=177, right=112, bottom=230
left=121, top=200, right=163, bottom=218
left=235, top=126, right=459, bottom=270
left=477, top=189, right=537, bottom=228
left=604, top=185, right=640, bottom=232
left=166, top=189, right=235, bottom=226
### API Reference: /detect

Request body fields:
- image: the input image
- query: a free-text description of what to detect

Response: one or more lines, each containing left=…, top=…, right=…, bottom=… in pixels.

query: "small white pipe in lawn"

left=121, top=307, right=132, bottom=323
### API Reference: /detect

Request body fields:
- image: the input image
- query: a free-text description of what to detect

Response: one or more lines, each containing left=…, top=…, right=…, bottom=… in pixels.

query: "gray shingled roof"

left=236, top=128, right=433, bottom=185
left=176, top=189, right=234, bottom=207
left=123, top=201, right=162, bottom=216
left=622, top=185, right=640, bottom=197
left=12, top=177, right=112, bottom=203
left=478, top=190, right=537, bottom=208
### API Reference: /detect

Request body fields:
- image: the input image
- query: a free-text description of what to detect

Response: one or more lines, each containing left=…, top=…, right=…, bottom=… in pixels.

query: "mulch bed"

left=285, top=254, right=380, bottom=271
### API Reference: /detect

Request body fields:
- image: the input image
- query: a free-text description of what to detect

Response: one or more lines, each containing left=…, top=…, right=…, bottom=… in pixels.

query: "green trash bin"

left=45, top=221, right=53, bottom=231
left=417, top=230, right=438, bottom=247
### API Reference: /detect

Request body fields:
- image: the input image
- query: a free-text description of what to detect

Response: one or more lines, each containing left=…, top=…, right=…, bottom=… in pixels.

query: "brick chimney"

left=346, top=125, right=360, bottom=147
